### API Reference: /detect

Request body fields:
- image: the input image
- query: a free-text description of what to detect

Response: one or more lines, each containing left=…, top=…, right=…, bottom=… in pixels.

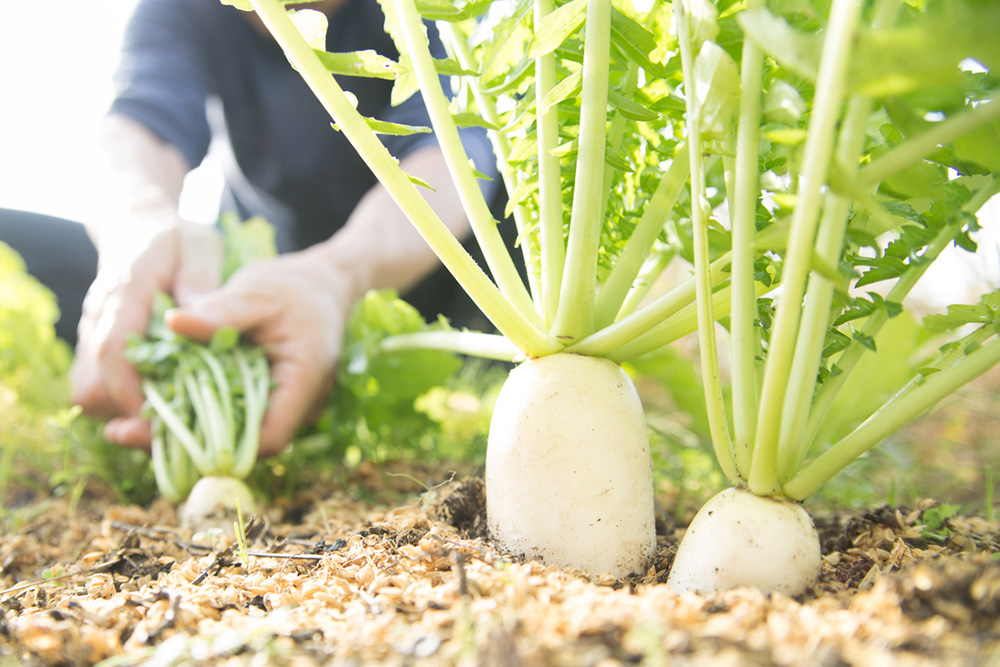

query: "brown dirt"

left=1, top=461, right=999, bottom=666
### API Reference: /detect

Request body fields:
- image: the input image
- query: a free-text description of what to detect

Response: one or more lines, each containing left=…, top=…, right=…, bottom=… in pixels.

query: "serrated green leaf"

left=333, top=118, right=431, bottom=136
left=527, top=0, right=586, bottom=60
left=924, top=303, right=997, bottom=333
left=507, top=135, right=539, bottom=165
left=314, top=50, right=403, bottom=79
left=738, top=7, right=820, bottom=82
left=539, top=68, right=583, bottom=114
left=451, top=112, right=499, bottom=130
left=415, top=0, right=492, bottom=21
left=505, top=175, right=540, bottom=218
left=610, top=6, right=667, bottom=79
left=608, top=90, right=660, bottom=121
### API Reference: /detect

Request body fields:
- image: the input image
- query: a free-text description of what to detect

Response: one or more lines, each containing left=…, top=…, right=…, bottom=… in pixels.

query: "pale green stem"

left=232, top=350, right=267, bottom=479
left=783, top=333, right=1000, bottom=501
left=776, top=79, right=880, bottom=482
left=618, top=246, right=678, bottom=316
left=803, top=175, right=1000, bottom=449
left=728, top=0, right=765, bottom=480
left=534, top=0, right=567, bottom=325
left=380, top=330, right=521, bottom=362
left=437, top=21, right=541, bottom=305
left=861, top=94, right=1000, bottom=186
left=591, top=57, right=642, bottom=312
left=393, top=0, right=541, bottom=325
left=142, top=379, right=212, bottom=474
left=182, top=371, right=231, bottom=473
left=748, top=0, right=862, bottom=496
left=607, top=282, right=742, bottom=363
left=249, top=0, right=560, bottom=357
left=550, top=0, right=613, bottom=342
left=195, top=350, right=237, bottom=470
left=196, top=349, right=234, bottom=438
left=677, top=0, right=738, bottom=486
left=150, top=430, right=186, bottom=504
left=594, top=143, right=690, bottom=327
left=567, top=252, right=732, bottom=357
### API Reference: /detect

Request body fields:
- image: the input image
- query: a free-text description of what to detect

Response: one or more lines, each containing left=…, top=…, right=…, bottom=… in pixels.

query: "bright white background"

left=0, top=1, right=138, bottom=225
left=0, top=1, right=995, bottom=307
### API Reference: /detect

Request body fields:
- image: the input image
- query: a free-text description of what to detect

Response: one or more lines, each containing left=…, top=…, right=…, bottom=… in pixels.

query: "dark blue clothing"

left=110, top=0, right=497, bottom=252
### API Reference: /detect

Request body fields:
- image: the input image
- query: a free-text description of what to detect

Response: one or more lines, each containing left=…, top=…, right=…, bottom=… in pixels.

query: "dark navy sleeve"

left=108, top=0, right=213, bottom=170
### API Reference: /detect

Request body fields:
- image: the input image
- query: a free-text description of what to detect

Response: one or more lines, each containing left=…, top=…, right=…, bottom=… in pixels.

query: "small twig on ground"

left=110, top=521, right=214, bottom=555
left=0, top=558, right=124, bottom=597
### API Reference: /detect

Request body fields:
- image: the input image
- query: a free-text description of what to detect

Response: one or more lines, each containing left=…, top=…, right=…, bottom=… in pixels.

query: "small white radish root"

left=667, top=487, right=821, bottom=596
left=179, top=475, right=257, bottom=534
left=486, top=353, right=656, bottom=578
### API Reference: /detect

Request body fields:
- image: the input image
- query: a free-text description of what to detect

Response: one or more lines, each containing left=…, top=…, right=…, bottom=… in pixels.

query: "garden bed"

left=2, top=459, right=998, bottom=666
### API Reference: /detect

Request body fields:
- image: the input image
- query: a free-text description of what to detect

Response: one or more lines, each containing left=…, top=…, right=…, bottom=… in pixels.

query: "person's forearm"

left=89, top=114, right=190, bottom=252
left=307, top=145, right=472, bottom=307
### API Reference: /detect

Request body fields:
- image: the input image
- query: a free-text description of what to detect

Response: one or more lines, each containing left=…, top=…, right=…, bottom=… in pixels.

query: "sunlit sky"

left=0, top=1, right=996, bottom=308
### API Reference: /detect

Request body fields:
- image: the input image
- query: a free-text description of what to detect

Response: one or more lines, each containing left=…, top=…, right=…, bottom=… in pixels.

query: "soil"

left=1, top=460, right=999, bottom=666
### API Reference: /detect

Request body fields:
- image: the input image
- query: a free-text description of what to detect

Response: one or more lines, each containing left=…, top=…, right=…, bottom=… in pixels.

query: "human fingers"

left=71, top=269, right=157, bottom=420
left=104, top=415, right=153, bottom=450
left=166, top=257, right=344, bottom=456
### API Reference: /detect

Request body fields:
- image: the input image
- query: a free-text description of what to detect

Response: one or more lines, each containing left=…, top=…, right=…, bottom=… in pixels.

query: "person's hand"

left=70, top=220, right=223, bottom=446
left=165, top=247, right=353, bottom=456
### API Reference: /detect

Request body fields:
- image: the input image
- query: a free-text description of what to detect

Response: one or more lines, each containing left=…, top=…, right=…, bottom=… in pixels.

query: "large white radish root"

left=486, top=353, right=656, bottom=577
left=667, top=487, right=821, bottom=596
left=179, top=475, right=258, bottom=535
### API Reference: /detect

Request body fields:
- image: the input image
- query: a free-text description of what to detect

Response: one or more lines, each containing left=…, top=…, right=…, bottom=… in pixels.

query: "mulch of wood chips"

left=2, top=460, right=999, bottom=666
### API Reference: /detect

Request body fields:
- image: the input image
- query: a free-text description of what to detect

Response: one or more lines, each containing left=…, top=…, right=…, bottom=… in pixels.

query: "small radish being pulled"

left=126, top=215, right=274, bottom=534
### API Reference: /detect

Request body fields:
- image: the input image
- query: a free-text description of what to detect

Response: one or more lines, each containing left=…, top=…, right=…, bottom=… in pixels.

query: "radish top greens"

left=125, top=215, right=276, bottom=502
left=240, top=0, right=999, bottom=501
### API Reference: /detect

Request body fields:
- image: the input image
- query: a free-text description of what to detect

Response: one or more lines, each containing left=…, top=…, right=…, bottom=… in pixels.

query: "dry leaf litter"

left=1, top=462, right=999, bottom=666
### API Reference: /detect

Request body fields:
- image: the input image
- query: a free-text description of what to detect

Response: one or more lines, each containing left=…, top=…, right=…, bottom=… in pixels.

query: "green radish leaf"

left=390, top=71, right=419, bottom=107
left=505, top=175, right=540, bottom=218
left=507, top=134, right=539, bottom=165
left=539, top=68, right=583, bottom=114
left=333, top=118, right=431, bottom=136
left=954, top=117, right=1000, bottom=174
left=608, top=90, right=660, bottom=121
left=415, top=0, right=492, bottom=21
left=738, top=8, right=820, bottom=82
left=220, top=212, right=277, bottom=281
left=526, top=0, right=586, bottom=60
left=341, top=290, right=462, bottom=405
left=852, top=331, right=877, bottom=353
left=451, top=112, right=499, bottom=130
left=478, top=1, right=533, bottom=86
left=694, top=41, right=739, bottom=140
left=210, top=327, right=241, bottom=353
left=314, top=50, right=403, bottom=80
left=925, top=302, right=998, bottom=334
left=848, top=1, right=1000, bottom=98
left=610, top=7, right=667, bottom=79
